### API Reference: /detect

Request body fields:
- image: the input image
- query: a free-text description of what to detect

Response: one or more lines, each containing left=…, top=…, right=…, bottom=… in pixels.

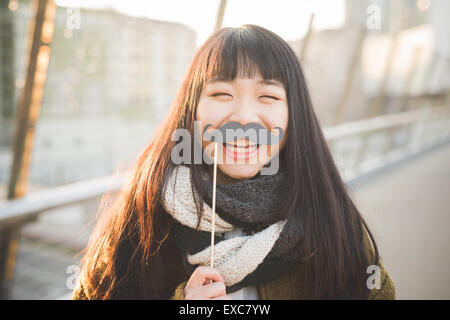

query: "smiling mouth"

left=222, top=140, right=261, bottom=159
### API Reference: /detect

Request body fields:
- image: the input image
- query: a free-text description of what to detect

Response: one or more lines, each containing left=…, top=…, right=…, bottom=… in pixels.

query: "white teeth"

left=225, top=143, right=257, bottom=152
left=226, top=142, right=257, bottom=148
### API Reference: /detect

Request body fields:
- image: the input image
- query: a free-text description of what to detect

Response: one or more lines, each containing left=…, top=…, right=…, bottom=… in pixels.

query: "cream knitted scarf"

left=162, top=165, right=304, bottom=293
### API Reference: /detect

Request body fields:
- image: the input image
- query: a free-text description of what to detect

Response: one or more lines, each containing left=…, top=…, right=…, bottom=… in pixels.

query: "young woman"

left=73, top=24, right=395, bottom=300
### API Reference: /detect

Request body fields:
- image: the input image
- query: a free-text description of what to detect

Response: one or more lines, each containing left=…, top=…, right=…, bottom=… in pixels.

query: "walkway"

left=351, top=143, right=450, bottom=299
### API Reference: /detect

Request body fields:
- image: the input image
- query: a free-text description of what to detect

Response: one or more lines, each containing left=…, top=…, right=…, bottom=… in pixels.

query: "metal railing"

left=0, top=174, right=126, bottom=231
left=325, top=105, right=450, bottom=182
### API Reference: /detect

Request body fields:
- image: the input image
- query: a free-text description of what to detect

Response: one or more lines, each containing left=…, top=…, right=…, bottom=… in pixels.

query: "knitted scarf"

left=162, top=165, right=304, bottom=294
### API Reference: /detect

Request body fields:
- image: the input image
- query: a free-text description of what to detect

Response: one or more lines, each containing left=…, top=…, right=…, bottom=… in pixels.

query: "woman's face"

left=196, top=72, right=289, bottom=183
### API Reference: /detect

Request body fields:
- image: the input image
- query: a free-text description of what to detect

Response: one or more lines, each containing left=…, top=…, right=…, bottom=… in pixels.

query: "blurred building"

left=288, top=26, right=368, bottom=125
left=0, top=2, right=197, bottom=189
left=346, top=0, right=449, bottom=100
left=288, top=0, right=449, bottom=126
left=346, top=0, right=449, bottom=53
left=345, top=0, right=428, bottom=32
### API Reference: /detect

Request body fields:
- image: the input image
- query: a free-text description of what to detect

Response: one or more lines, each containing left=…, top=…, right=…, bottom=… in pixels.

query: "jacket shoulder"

left=363, top=230, right=396, bottom=300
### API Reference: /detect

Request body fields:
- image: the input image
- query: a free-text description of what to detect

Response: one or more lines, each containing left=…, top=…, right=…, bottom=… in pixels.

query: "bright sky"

left=56, top=0, right=346, bottom=47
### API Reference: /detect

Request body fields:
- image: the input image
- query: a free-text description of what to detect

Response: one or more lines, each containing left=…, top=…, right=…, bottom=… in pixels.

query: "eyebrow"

left=206, top=78, right=284, bottom=88
left=259, top=79, right=283, bottom=88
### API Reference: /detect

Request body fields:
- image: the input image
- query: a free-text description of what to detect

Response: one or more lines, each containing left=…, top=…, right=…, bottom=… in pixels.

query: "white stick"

left=210, top=142, right=218, bottom=269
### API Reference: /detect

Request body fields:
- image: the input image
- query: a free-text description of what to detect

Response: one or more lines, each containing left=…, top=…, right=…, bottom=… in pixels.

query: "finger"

left=202, top=281, right=227, bottom=299
left=185, top=266, right=224, bottom=290
left=188, top=281, right=226, bottom=299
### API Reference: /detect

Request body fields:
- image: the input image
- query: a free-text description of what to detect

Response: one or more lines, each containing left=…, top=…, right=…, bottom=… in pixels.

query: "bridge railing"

left=324, top=106, right=450, bottom=182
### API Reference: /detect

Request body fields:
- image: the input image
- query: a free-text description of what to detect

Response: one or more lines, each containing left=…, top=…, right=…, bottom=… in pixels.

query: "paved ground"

left=11, top=237, right=80, bottom=300
left=8, top=203, right=93, bottom=299
left=351, top=143, right=450, bottom=299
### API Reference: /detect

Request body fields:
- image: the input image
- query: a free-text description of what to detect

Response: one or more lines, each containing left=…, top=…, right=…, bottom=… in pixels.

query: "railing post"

left=0, top=228, right=20, bottom=299
left=332, top=26, right=366, bottom=125
left=383, top=126, right=400, bottom=155
left=214, top=0, right=227, bottom=32
left=399, top=46, right=422, bottom=112
left=356, top=131, right=371, bottom=169
left=370, top=32, right=399, bottom=117
left=299, top=13, right=315, bottom=65
left=1, top=0, right=56, bottom=300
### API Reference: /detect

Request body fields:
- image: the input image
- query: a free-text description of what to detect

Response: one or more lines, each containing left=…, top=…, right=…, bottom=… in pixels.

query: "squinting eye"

left=211, top=92, right=232, bottom=97
left=260, top=95, right=279, bottom=100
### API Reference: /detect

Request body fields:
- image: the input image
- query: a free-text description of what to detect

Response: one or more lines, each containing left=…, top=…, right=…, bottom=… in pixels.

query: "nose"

left=227, top=98, right=261, bottom=127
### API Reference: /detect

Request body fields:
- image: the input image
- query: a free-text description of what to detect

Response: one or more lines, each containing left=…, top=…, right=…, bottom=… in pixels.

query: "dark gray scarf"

left=166, top=165, right=305, bottom=294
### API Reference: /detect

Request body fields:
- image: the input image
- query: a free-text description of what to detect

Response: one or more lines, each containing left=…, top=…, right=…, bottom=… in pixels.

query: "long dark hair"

left=79, top=24, right=379, bottom=299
